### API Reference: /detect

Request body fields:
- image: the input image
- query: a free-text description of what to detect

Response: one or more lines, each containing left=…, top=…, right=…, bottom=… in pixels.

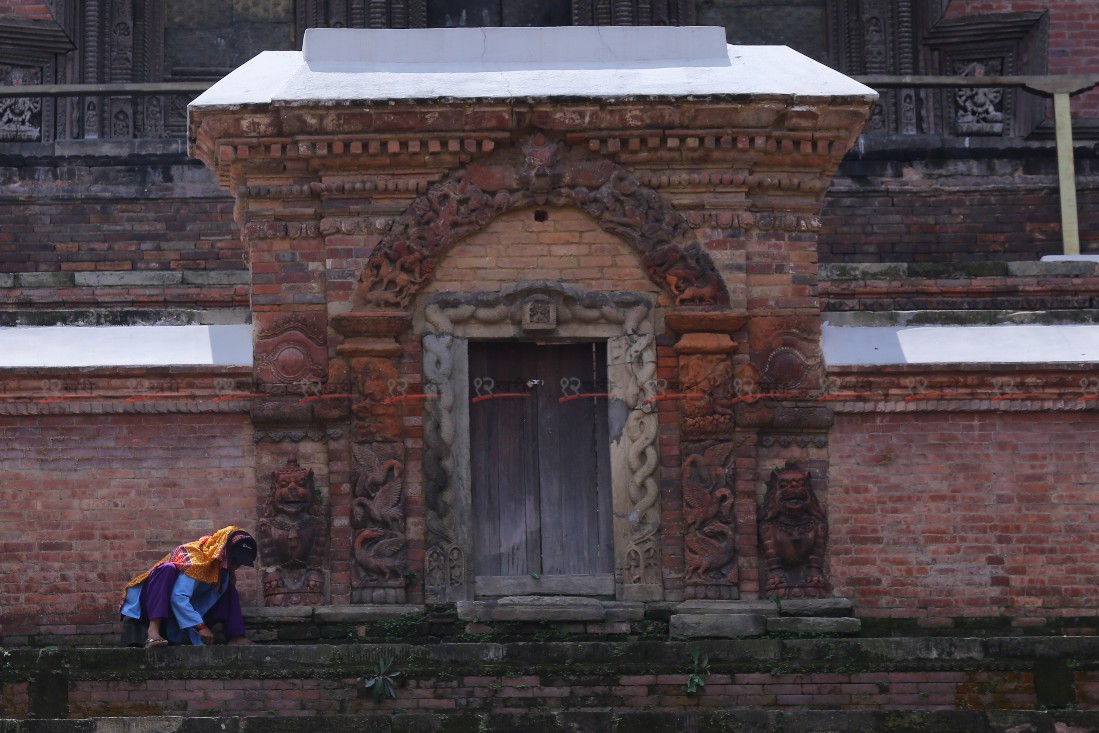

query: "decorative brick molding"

left=0, top=367, right=252, bottom=415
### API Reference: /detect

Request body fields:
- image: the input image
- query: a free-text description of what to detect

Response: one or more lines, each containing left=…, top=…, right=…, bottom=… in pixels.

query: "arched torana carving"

left=357, top=133, right=729, bottom=310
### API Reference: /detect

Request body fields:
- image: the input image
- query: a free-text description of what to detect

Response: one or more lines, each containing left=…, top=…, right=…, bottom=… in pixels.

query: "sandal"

left=144, top=637, right=168, bottom=648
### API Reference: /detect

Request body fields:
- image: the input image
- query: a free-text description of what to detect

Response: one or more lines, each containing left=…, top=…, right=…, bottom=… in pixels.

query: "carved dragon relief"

left=357, top=134, right=729, bottom=310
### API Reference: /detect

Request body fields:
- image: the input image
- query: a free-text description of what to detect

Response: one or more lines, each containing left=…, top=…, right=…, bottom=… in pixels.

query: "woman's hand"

left=197, top=624, right=215, bottom=645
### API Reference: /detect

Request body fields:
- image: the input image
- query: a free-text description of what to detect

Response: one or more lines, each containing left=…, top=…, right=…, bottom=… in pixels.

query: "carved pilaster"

left=333, top=312, right=413, bottom=604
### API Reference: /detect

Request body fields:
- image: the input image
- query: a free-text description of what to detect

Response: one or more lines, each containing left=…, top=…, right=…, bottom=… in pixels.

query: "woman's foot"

left=227, top=636, right=254, bottom=646
left=144, top=636, right=168, bottom=648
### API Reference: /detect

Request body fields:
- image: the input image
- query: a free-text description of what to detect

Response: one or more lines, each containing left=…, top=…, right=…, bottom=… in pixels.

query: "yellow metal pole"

left=1053, top=92, right=1080, bottom=255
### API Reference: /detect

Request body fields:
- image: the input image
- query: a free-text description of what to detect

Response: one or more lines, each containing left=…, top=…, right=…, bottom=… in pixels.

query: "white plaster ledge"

left=0, top=325, right=253, bottom=368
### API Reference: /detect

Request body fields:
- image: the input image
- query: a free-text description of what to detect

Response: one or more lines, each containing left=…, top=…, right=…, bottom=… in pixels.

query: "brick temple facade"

left=1, top=0, right=1099, bottom=652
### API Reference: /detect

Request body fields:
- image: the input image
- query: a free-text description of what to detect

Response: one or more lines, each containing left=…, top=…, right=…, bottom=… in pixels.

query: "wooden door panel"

left=469, top=340, right=613, bottom=587
left=536, top=343, right=614, bottom=576
left=469, top=342, right=541, bottom=576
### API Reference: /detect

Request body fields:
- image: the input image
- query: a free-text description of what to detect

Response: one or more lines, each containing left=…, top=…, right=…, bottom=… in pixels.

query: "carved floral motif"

left=760, top=467, right=829, bottom=599
left=257, top=458, right=327, bottom=606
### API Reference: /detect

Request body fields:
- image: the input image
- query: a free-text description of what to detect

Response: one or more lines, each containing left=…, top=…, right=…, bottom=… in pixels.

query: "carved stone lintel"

left=257, top=458, right=328, bottom=606
left=760, top=466, right=829, bottom=599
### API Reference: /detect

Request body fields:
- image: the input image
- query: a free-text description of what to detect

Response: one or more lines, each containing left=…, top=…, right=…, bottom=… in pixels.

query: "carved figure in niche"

left=955, top=61, right=1004, bottom=135
left=0, top=66, right=43, bottom=142
left=257, top=458, right=327, bottom=606
left=350, top=357, right=402, bottom=442
left=644, top=242, right=726, bottom=306
left=679, top=354, right=734, bottom=438
left=683, top=443, right=737, bottom=584
left=760, top=467, right=829, bottom=599
left=351, top=442, right=408, bottom=598
left=518, top=133, right=564, bottom=196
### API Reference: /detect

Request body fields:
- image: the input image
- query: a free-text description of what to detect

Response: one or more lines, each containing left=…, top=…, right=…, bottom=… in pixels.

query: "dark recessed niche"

left=534, top=210, right=549, bottom=222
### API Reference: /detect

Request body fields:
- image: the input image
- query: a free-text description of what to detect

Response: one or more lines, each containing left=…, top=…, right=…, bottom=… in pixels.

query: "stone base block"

left=767, top=616, right=862, bottom=635
left=777, top=598, right=854, bottom=617
left=670, top=613, right=767, bottom=638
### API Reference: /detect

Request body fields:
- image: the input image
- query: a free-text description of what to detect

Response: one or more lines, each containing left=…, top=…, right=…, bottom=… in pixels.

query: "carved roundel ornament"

left=254, top=313, right=328, bottom=387
left=763, top=346, right=810, bottom=390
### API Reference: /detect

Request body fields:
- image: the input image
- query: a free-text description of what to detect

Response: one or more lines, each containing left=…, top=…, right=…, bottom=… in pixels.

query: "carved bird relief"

left=682, top=453, right=733, bottom=532
left=685, top=523, right=736, bottom=582
left=354, top=528, right=407, bottom=582
left=351, top=443, right=405, bottom=532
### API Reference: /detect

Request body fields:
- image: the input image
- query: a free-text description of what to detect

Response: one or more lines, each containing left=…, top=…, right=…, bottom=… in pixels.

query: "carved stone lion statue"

left=760, top=466, right=829, bottom=599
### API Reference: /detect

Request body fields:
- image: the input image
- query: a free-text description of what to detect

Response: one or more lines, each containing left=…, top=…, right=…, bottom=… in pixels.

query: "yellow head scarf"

left=123, top=525, right=250, bottom=594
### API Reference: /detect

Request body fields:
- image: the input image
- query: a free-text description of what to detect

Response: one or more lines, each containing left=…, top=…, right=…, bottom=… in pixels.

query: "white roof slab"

left=0, top=325, right=253, bottom=368
left=189, top=26, right=876, bottom=108
left=823, top=323, right=1099, bottom=366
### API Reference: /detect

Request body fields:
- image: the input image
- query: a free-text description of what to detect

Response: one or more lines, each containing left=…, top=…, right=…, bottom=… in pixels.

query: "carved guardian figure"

left=760, top=467, right=829, bottom=599
left=257, top=458, right=327, bottom=606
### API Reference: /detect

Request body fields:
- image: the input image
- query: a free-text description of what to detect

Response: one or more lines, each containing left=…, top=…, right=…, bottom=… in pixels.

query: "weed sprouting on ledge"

left=686, top=647, right=710, bottom=694
left=363, top=656, right=401, bottom=702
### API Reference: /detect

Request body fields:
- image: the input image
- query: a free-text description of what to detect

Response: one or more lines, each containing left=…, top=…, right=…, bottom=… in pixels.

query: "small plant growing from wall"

left=363, top=657, right=400, bottom=702
left=686, top=648, right=710, bottom=694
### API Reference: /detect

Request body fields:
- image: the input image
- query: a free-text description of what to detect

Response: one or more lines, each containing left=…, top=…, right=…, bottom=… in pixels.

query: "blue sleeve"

left=170, top=575, right=205, bottom=633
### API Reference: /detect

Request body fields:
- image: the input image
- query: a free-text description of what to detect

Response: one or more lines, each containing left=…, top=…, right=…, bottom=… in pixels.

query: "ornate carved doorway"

left=421, top=282, right=663, bottom=603
left=468, top=341, right=615, bottom=597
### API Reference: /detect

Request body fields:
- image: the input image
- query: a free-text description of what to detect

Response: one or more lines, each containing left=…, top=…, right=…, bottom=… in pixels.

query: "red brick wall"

left=0, top=195, right=246, bottom=309
left=819, top=175, right=1099, bottom=263
left=829, top=411, right=1099, bottom=627
left=943, top=0, right=1099, bottom=118
left=0, top=412, right=256, bottom=645
left=423, top=207, right=659, bottom=296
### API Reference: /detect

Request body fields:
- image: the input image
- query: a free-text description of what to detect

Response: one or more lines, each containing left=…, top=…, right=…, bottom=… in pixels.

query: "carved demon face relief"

left=257, top=458, right=328, bottom=606
left=273, top=461, right=313, bottom=518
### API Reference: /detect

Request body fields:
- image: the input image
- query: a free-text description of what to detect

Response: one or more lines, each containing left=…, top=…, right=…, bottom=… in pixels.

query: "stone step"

left=2, top=637, right=1096, bottom=720
left=3, top=711, right=1099, bottom=733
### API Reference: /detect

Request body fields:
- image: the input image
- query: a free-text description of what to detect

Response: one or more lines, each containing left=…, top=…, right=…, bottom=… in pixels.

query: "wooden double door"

left=468, top=341, right=615, bottom=596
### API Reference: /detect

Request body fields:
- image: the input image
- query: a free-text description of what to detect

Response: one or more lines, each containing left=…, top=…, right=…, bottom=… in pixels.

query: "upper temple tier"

left=188, top=26, right=876, bottom=109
